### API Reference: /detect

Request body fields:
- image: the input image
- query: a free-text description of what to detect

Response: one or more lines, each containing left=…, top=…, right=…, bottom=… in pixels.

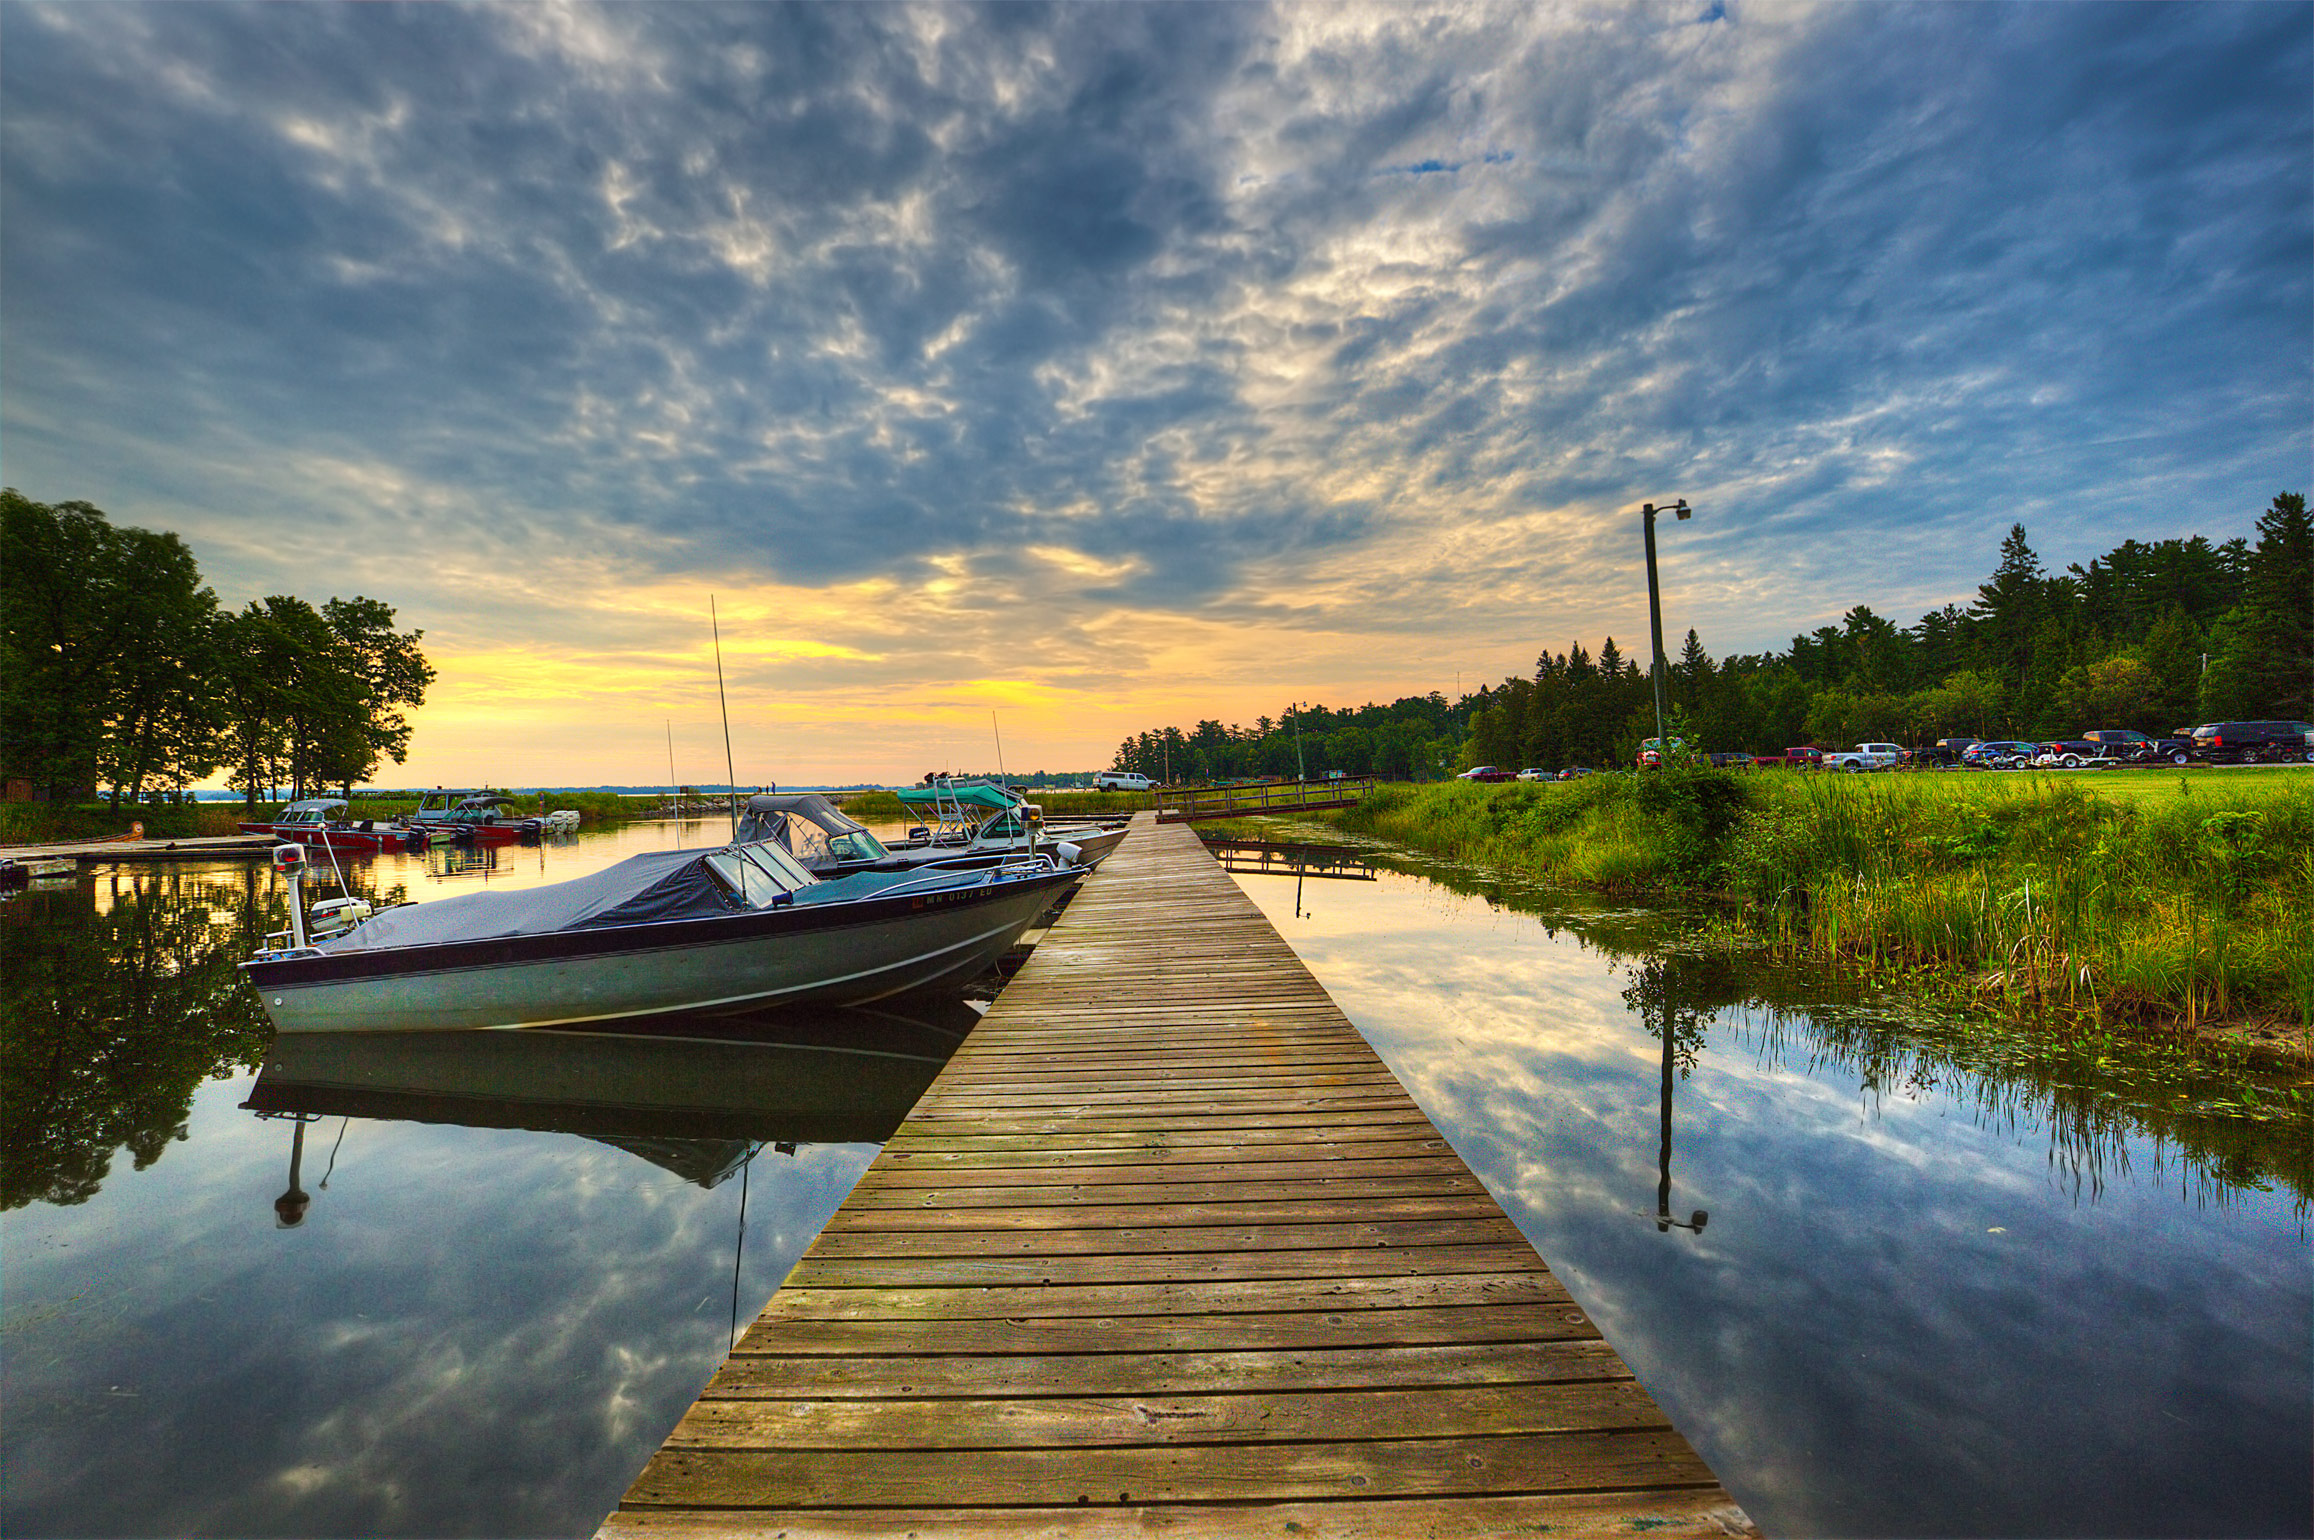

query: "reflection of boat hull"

left=241, top=1001, right=978, bottom=1146
left=410, top=821, right=528, bottom=847
left=243, top=865, right=1076, bottom=1033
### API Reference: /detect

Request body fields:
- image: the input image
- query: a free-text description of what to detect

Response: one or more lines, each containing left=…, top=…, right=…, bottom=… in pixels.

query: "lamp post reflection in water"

left=1656, top=1022, right=1707, bottom=1235
left=1625, top=956, right=1709, bottom=1236
left=272, top=1114, right=320, bottom=1228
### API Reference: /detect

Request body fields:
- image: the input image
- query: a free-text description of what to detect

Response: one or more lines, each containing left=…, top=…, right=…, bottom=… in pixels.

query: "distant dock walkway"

left=0, top=832, right=278, bottom=865
left=602, top=813, right=1751, bottom=1538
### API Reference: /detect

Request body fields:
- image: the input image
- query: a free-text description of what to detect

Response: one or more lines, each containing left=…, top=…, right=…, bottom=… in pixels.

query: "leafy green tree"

left=322, top=596, right=435, bottom=783
left=1804, top=688, right=1906, bottom=748
left=2055, top=656, right=2161, bottom=730
left=1906, top=669, right=2006, bottom=741
left=2, top=490, right=226, bottom=802
left=216, top=596, right=432, bottom=799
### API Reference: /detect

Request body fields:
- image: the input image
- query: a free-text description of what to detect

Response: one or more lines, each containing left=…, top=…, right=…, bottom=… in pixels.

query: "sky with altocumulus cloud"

left=4, top=1, right=2307, bottom=787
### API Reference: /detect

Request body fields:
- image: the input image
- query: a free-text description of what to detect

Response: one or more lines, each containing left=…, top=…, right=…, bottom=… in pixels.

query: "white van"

left=1095, top=771, right=1154, bottom=792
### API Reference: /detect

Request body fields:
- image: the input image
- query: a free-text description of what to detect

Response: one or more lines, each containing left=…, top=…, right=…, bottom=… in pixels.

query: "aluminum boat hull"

left=243, top=865, right=1077, bottom=1033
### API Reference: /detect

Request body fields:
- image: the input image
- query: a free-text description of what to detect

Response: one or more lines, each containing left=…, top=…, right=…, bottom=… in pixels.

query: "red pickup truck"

left=1752, top=746, right=1826, bottom=770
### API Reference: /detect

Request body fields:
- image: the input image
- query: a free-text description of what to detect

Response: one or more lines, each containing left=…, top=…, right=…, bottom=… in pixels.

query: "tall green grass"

left=1333, top=772, right=2314, bottom=1033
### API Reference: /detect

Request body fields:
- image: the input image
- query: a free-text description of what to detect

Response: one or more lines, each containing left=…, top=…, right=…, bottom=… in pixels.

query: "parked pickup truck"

left=1753, top=746, right=1827, bottom=770
left=1825, top=742, right=1906, bottom=773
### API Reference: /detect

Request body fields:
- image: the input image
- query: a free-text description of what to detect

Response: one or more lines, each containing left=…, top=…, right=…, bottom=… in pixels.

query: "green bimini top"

left=895, top=780, right=1018, bottom=813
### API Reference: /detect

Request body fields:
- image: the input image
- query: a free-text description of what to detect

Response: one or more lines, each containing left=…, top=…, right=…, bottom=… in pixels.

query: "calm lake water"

left=3, top=822, right=2307, bottom=1538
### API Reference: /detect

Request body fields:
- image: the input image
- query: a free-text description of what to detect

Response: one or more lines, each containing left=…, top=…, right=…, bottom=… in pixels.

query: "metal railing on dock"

left=600, top=812, right=1751, bottom=1539
left=1153, top=773, right=1373, bottom=822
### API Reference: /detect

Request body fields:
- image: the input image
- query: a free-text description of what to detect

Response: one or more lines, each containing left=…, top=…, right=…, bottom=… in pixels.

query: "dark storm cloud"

left=2, top=1, right=2306, bottom=653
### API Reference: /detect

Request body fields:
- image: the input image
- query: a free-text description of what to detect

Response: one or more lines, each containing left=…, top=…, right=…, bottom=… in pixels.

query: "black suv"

left=2189, top=720, right=2314, bottom=764
left=1908, top=738, right=1981, bottom=769
left=2082, top=729, right=2194, bottom=765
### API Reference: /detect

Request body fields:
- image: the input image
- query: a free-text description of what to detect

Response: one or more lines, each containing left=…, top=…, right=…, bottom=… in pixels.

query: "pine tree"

left=1973, top=523, right=2048, bottom=692
left=2222, top=492, right=2312, bottom=717
left=1676, top=630, right=1711, bottom=710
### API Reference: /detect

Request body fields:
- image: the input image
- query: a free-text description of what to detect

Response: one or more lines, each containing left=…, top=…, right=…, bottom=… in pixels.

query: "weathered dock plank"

left=600, top=814, right=1753, bottom=1539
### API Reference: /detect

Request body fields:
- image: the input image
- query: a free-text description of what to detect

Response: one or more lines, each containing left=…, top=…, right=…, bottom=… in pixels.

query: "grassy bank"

left=1322, top=769, right=2314, bottom=1062
left=0, top=801, right=247, bottom=842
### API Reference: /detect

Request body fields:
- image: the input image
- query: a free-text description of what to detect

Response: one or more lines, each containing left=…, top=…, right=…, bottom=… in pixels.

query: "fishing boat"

left=241, top=837, right=1078, bottom=1033
left=407, top=793, right=540, bottom=846
left=734, top=791, right=1125, bottom=877
left=238, top=799, right=429, bottom=853
left=887, top=778, right=1129, bottom=870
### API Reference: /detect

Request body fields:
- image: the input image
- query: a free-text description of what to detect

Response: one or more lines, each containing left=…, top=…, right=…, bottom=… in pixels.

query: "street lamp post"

left=1642, top=500, right=1692, bottom=748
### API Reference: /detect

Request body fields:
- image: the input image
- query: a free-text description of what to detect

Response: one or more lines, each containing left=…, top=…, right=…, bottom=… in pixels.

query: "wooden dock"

left=602, top=814, right=1752, bottom=1539
left=1154, top=775, right=1372, bottom=822
left=0, top=832, right=280, bottom=865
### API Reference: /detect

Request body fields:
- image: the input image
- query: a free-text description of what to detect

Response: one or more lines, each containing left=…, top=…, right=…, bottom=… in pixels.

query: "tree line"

left=1112, top=694, right=1464, bottom=784
left=1, top=489, right=434, bottom=806
left=1113, top=493, right=2311, bottom=779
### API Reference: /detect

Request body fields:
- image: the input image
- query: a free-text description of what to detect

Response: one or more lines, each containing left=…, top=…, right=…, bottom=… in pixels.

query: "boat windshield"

left=735, top=797, right=893, bottom=866
left=281, top=801, right=348, bottom=824
left=979, top=811, right=1030, bottom=844
left=785, top=819, right=890, bottom=866
left=705, top=841, right=819, bottom=908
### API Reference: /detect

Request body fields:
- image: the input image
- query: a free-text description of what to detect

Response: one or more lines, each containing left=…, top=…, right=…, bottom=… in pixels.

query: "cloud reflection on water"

left=3, top=1081, right=870, bottom=1537
left=1228, top=860, right=2311, bottom=1538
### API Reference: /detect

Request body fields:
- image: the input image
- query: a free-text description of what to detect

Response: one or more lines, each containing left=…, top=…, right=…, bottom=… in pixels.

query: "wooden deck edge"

left=599, top=1490, right=1759, bottom=1539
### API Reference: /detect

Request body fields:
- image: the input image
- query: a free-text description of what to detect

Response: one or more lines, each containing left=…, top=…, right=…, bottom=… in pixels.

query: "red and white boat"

left=408, top=793, right=542, bottom=847
left=239, top=799, right=429, bottom=853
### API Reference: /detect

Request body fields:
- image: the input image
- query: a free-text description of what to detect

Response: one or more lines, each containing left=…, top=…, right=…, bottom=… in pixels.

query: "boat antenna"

left=665, top=719, right=680, bottom=848
left=991, top=710, right=1007, bottom=783
left=711, top=595, right=740, bottom=843
left=319, top=1117, right=349, bottom=1189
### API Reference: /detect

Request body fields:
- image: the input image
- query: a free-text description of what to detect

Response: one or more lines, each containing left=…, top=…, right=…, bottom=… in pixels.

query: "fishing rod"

left=711, top=596, right=740, bottom=842
left=665, top=719, right=680, bottom=848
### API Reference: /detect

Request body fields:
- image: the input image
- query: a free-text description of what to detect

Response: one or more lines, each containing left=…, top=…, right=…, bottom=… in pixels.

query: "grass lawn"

left=2005, top=764, right=2314, bottom=807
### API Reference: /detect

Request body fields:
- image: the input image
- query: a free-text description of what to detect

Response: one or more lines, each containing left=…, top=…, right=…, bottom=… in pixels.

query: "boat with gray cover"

left=241, top=839, right=1078, bottom=1034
